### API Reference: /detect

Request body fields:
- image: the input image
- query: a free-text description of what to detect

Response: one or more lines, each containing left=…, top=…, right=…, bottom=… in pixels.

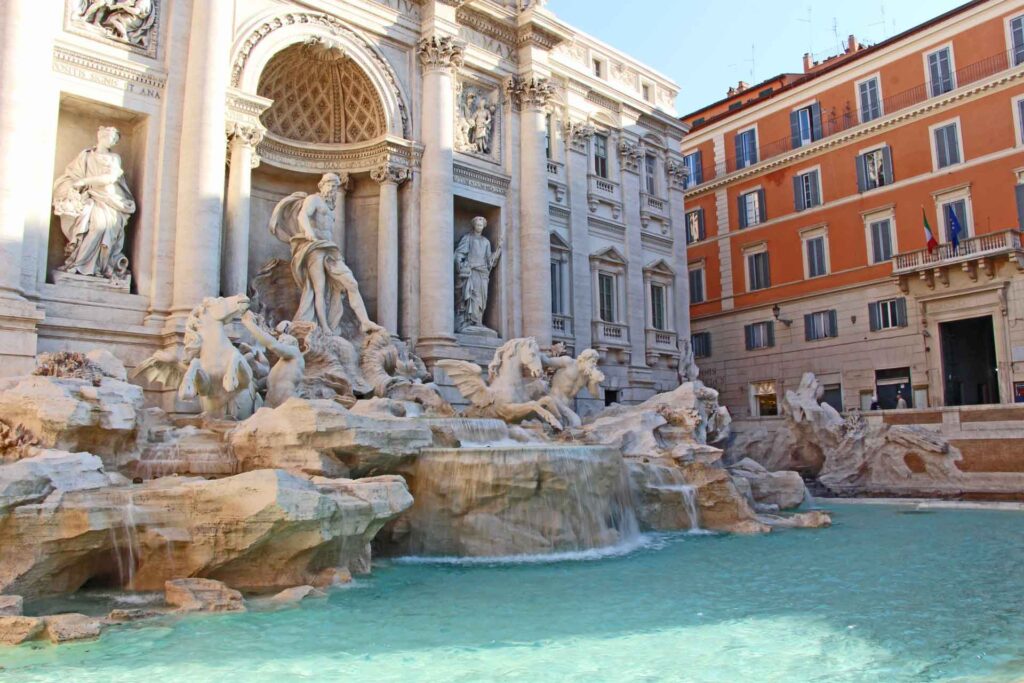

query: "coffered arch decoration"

left=230, top=10, right=411, bottom=140
left=258, top=41, right=385, bottom=145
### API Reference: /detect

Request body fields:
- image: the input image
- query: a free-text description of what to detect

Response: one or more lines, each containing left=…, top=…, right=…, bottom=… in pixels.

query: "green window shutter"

left=804, top=313, right=814, bottom=341
left=766, top=321, right=775, bottom=347
left=757, top=189, right=767, bottom=222
left=896, top=297, right=909, bottom=327
left=693, top=151, right=703, bottom=184
left=810, top=102, right=823, bottom=140
left=828, top=309, right=838, bottom=337
left=744, top=324, right=754, bottom=350
left=790, top=110, right=802, bottom=149
left=855, top=154, right=867, bottom=193
left=868, top=302, right=880, bottom=331
left=881, top=146, right=894, bottom=185
left=793, top=175, right=805, bottom=211
left=737, top=194, right=747, bottom=229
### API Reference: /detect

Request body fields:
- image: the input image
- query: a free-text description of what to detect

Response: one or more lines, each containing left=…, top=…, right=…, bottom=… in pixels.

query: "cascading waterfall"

left=108, top=490, right=141, bottom=589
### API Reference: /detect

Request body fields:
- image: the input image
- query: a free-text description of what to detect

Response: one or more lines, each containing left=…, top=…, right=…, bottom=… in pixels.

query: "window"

left=804, top=309, right=838, bottom=341
left=746, top=249, right=770, bottom=291
left=644, top=153, right=657, bottom=194
left=597, top=272, right=617, bottom=322
left=857, top=147, right=893, bottom=191
left=735, top=128, right=758, bottom=168
left=750, top=381, right=778, bottom=417
left=793, top=169, right=821, bottom=211
left=593, top=58, right=603, bottom=78
left=682, top=151, right=703, bottom=188
left=744, top=322, right=775, bottom=350
left=1012, top=15, right=1024, bottom=67
left=650, top=283, right=667, bottom=330
left=688, top=265, right=705, bottom=304
left=691, top=331, right=711, bottom=358
left=869, top=297, right=908, bottom=331
left=550, top=259, right=567, bottom=315
left=821, top=383, right=843, bottom=412
left=858, top=77, right=883, bottom=122
left=685, top=208, right=705, bottom=244
left=738, top=189, right=765, bottom=228
left=593, top=133, right=609, bottom=178
left=869, top=218, right=894, bottom=263
left=932, top=121, right=961, bottom=169
left=790, top=104, right=821, bottom=148
left=804, top=233, right=828, bottom=278
left=642, top=83, right=652, bottom=102
left=544, top=113, right=553, bottom=160
left=1016, top=97, right=1024, bottom=146
left=941, top=198, right=969, bottom=242
left=927, top=46, right=954, bottom=97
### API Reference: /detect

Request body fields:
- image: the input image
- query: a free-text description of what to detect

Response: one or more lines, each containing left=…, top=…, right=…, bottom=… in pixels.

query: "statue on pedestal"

left=454, top=216, right=501, bottom=334
left=52, top=126, right=136, bottom=285
left=269, top=173, right=383, bottom=337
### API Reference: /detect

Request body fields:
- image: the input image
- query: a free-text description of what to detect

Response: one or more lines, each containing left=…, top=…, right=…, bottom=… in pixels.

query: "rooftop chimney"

left=803, top=52, right=813, bottom=72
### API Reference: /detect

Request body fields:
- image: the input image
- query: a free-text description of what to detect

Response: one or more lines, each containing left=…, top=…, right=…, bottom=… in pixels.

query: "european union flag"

left=947, top=205, right=962, bottom=252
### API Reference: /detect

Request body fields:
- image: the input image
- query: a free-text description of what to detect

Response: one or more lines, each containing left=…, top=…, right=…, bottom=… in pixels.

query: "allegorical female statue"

left=454, top=216, right=502, bottom=334
left=52, top=126, right=136, bottom=283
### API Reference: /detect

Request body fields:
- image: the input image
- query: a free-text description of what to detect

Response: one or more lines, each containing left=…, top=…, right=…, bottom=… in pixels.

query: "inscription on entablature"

left=458, top=26, right=516, bottom=61
left=372, top=0, right=421, bottom=19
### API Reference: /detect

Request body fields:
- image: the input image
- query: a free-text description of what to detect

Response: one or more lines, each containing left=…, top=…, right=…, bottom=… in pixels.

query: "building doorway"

left=940, top=315, right=999, bottom=406
left=875, top=367, right=911, bottom=409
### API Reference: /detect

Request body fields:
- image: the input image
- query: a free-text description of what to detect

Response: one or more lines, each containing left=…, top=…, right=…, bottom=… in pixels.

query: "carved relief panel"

left=65, top=0, right=159, bottom=58
left=455, top=79, right=501, bottom=163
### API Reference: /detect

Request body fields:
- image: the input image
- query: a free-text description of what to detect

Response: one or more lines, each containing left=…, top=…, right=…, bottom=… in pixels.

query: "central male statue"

left=269, top=173, right=383, bottom=336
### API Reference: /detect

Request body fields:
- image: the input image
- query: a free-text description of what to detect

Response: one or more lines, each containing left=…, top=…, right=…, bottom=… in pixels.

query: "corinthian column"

left=416, top=34, right=464, bottom=349
left=372, top=163, right=410, bottom=334
left=222, top=123, right=264, bottom=298
left=170, top=0, right=233, bottom=320
left=509, top=75, right=556, bottom=346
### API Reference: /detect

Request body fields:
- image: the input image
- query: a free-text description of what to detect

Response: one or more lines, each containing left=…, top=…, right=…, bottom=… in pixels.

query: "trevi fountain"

left=0, top=1, right=1023, bottom=681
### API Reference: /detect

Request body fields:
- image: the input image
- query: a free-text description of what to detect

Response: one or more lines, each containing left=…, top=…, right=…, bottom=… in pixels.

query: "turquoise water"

left=4, top=503, right=1024, bottom=682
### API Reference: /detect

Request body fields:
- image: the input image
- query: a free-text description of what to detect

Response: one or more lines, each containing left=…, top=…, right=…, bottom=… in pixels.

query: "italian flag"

left=923, top=208, right=938, bottom=253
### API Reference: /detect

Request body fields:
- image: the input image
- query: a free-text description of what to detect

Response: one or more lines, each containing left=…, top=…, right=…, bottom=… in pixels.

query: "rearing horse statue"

left=436, top=337, right=564, bottom=430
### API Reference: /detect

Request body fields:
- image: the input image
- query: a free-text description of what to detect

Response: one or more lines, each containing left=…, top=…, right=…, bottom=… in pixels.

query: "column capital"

left=225, top=122, right=265, bottom=168
left=563, top=120, right=595, bottom=154
left=505, top=75, right=555, bottom=111
left=665, top=158, right=688, bottom=190
left=336, top=171, right=352, bottom=193
left=417, top=35, right=464, bottom=72
left=371, top=163, right=411, bottom=186
left=618, top=139, right=641, bottom=174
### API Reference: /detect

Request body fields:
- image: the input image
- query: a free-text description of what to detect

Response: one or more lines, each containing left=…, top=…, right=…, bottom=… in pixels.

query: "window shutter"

left=896, top=297, right=908, bottom=328
left=734, top=133, right=744, bottom=169
left=706, top=333, right=712, bottom=357
left=790, top=110, right=802, bottom=149
left=744, top=324, right=754, bottom=350
left=804, top=313, right=814, bottom=341
left=868, top=302, right=880, bottom=331
left=855, top=154, right=867, bottom=193
left=810, top=102, right=823, bottom=140
left=698, top=208, right=706, bottom=240
left=1016, top=183, right=1024, bottom=231
left=693, top=151, right=703, bottom=184
left=810, top=171, right=821, bottom=206
left=881, top=146, right=894, bottom=185
left=766, top=321, right=775, bottom=347
left=935, top=129, right=948, bottom=168
left=828, top=309, right=838, bottom=337
left=793, top=175, right=805, bottom=211
left=757, top=189, right=767, bottom=222
left=737, top=194, right=747, bottom=229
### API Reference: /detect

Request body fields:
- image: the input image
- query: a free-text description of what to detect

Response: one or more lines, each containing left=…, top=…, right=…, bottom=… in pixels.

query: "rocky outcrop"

left=0, top=616, right=44, bottom=645
left=269, top=585, right=327, bottom=605
left=42, top=613, right=104, bottom=643
left=0, top=596, right=22, bottom=616
left=0, top=376, right=144, bottom=466
left=0, top=450, right=124, bottom=512
left=382, top=445, right=638, bottom=556
left=229, top=398, right=433, bottom=477
left=165, top=578, right=245, bottom=613
left=729, top=458, right=807, bottom=510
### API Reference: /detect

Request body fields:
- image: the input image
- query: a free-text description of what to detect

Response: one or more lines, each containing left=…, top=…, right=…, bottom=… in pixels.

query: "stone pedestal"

left=52, top=270, right=131, bottom=295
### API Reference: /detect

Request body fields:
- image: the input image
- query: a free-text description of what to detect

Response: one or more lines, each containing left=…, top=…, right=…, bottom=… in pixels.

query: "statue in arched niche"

left=454, top=216, right=502, bottom=334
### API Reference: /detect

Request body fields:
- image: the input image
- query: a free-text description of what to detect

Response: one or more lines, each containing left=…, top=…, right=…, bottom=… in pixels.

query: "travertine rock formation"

left=229, top=397, right=433, bottom=477
left=0, top=617, right=44, bottom=645
left=728, top=457, right=807, bottom=510
left=165, top=578, right=245, bottom=613
left=42, top=613, right=104, bottom=643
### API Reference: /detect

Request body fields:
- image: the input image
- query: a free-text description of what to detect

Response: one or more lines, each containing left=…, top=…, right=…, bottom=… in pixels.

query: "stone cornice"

left=453, top=162, right=511, bottom=195
left=257, top=134, right=420, bottom=175
left=52, top=44, right=166, bottom=97
left=685, top=66, right=1024, bottom=199
left=456, top=6, right=517, bottom=46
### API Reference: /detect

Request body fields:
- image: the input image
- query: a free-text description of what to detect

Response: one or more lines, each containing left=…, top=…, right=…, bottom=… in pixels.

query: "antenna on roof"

left=832, top=17, right=841, bottom=53
left=798, top=6, right=813, bottom=59
left=869, top=1, right=888, bottom=40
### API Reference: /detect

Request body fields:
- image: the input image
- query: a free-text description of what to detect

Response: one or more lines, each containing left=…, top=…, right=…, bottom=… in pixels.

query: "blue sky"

left=547, top=0, right=966, bottom=114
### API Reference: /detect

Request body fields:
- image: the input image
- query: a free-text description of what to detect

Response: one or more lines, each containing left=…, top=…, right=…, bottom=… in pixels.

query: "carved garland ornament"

left=230, top=12, right=410, bottom=139
left=417, top=35, right=465, bottom=71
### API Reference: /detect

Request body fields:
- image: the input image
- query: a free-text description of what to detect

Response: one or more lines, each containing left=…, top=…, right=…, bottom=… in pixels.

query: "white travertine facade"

left=0, top=0, right=690, bottom=412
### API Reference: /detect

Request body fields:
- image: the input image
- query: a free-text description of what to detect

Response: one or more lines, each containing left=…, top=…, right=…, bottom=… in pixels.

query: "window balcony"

left=546, top=159, right=564, bottom=181
left=552, top=313, right=573, bottom=338
left=640, top=192, right=668, bottom=219
left=592, top=320, right=630, bottom=347
left=892, top=228, right=1024, bottom=290
left=645, top=328, right=679, bottom=368
left=588, top=174, right=619, bottom=197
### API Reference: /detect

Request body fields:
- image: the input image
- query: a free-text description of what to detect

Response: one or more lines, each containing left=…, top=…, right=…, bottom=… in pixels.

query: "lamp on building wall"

left=771, top=303, right=793, bottom=326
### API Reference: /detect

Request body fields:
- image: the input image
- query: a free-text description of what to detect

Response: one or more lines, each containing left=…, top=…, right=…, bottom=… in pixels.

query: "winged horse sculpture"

left=436, top=337, right=564, bottom=430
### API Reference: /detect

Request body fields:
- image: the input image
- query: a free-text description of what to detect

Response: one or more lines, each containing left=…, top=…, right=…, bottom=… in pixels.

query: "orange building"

left=679, top=0, right=1024, bottom=417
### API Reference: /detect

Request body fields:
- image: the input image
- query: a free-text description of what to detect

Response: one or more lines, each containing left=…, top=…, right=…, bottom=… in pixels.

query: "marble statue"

left=361, top=329, right=454, bottom=416
left=74, top=0, right=157, bottom=49
left=275, top=319, right=372, bottom=405
left=538, top=348, right=605, bottom=429
left=454, top=216, right=502, bottom=334
left=241, top=311, right=304, bottom=409
left=455, top=86, right=496, bottom=156
left=269, top=173, right=383, bottom=337
left=133, top=295, right=261, bottom=419
left=436, top=337, right=564, bottom=429
left=52, top=126, right=136, bottom=284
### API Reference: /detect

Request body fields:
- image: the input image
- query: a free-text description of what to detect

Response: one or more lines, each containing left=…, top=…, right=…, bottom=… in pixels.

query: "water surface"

left=4, top=503, right=1023, bottom=682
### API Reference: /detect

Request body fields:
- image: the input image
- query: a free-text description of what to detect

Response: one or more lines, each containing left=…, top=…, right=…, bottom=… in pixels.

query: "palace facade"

left=0, top=0, right=691, bottom=412
left=681, top=0, right=1024, bottom=417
